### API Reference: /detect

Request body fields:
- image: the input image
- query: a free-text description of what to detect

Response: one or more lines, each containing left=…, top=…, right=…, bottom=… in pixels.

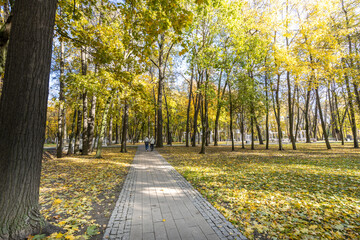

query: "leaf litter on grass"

left=158, top=143, right=360, bottom=240
left=30, top=148, right=135, bottom=240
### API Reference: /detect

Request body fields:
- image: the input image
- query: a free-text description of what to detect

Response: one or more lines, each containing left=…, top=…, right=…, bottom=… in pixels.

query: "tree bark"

left=0, top=0, right=57, bottom=238
left=344, top=71, right=359, bottom=148
left=164, top=86, right=172, bottom=146
left=96, top=96, right=111, bottom=158
left=304, top=87, right=312, bottom=143
left=74, top=100, right=82, bottom=154
left=287, top=71, right=296, bottom=149
left=229, top=82, right=235, bottom=151
left=67, top=109, right=77, bottom=155
left=88, top=94, right=96, bottom=152
left=315, top=87, right=331, bottom=149
left=185, top=69, right=193, bottom=147
left=81, top=47, right=89, bottom=155
left=56, top=39, right=65, bottom=158
left=108, top=104, right=113, bottom=146
left=265, top=72, right=269, bottom=149
left=274, top=74, right=283, bottom=150
left=120, top=101, right=128, bottom=153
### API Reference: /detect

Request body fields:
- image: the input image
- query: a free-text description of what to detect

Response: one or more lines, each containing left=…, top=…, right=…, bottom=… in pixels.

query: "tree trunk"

left=81, top=47, right=89, bottom=155
left=315, top=87, right=331, bottom=149
left=192, top=94, right=200, bottom=147
left=120, top=101, right=128, bottom=153
left=74, top=100, right=82, bottom=154
left=251, top=116, right=255, bottom=150
left=164, top=86, right=172, bottom=146
left=344, top=71, right=359, bottom=148
left=304, top=87, right=312, bottom=143
left=274, top=74, right=283, bottom=150
left=56, top=39, right=65, bottom=158
left=0, top=0, right=57, bottom=238
left=254, top=116, right=263, bottom=145
left=67, top=109, right=77, bottom=155
left=108, top=105, right=113, bottom=146
left=214, top=70, right=225, bottom=146
left=96, top=96, right=111, bottom=158
left=185, top=70, right=193, bottom=147
left=229, top=83, right=235, bottom=151
left=241, top=109, right=245, bottom=149
left=287, top=71, right=296, bottom=150
left=88, top=95, right=96, bottom=152
left=265, top=72, right=269, bottom=149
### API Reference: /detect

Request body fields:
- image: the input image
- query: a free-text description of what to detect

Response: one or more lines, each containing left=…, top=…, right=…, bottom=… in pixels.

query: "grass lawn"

left=158, top=143, right=360, bottom=240
left=34, top=147, right=135, bottom=239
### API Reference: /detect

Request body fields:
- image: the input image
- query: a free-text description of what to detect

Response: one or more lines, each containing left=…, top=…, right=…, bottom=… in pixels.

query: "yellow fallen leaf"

left=53, top=199, right=62, bottom=205
left=162, top=219, right=166, bottom=222
left=55, top=232, right=63, bottom=239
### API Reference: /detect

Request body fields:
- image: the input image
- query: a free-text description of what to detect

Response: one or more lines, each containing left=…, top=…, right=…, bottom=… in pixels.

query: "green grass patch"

left=158, top=143, right=360, bottom=239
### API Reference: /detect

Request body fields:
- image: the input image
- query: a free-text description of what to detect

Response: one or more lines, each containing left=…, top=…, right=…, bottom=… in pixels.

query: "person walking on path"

left=150, top=136, right=155, bottom=151
left=144, top=136, right=150, bottom=151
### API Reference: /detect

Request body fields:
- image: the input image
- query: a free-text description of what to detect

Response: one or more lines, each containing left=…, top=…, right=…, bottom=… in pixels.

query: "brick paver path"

left=104, top=146, right=247, bottom=240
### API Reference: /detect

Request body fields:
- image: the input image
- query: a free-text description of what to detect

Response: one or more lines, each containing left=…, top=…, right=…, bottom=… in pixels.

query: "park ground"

left=33, top=142, right=359, bottom=239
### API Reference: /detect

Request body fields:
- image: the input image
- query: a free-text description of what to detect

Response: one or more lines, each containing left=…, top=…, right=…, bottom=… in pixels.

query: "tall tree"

left=0, top=0, right=58, bottom=238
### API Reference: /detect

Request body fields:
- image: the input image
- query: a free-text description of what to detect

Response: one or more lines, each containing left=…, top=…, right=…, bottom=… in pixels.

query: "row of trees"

left=50, top=0, right=360, bottom=157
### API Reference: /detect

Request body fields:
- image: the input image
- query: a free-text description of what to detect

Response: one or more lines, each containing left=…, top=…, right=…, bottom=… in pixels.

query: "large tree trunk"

left=315, top=87, right=331, bottom=149
left=0, top=0, right=57, bottom=238
left=56, top=39, right=65, bottom=158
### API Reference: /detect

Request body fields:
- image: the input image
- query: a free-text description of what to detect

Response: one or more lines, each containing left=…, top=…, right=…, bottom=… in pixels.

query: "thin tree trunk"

left=315, top=88, right=331, bottom=149
left=192, top=94, right=200, bottom=147
left=0, top=0, right=58, bottom=238
left=185, top=69, right=193, bottom=147
left=88, top=95, right=96, bottom=152
left=108, top=103, right=113, bottom=146
left=96, top=96, right=111, bottom=158
left=67, top=109, right=77, bottom=155
left=164, top=86, right=172, bottom=146
left=254, top=116, right=263, bottom=145
left=344, top=71, right=359, bottom=148
left=274, top=74, right=283, bottom=150
left=56, top=39, right=65, bottom=158
left=287, top=71, right=296, bottom=150
left=265, top=72, right=269, bottom=149
left=229, top=81, right=235, bottom=151
left=120, top=101, right=128, bottom=153
left=241, top=109, right=245, bottom=149
left=304, top=87, right=312, bottom=143
left=74, top=99, right=82, bottom=154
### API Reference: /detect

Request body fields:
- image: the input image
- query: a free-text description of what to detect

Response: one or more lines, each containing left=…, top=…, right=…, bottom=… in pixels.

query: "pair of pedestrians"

left=144, top=136, right=155, bottom=151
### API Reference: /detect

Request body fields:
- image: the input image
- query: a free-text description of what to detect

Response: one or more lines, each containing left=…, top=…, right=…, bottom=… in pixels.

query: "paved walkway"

left=104, top=146, right=246, bottom=240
